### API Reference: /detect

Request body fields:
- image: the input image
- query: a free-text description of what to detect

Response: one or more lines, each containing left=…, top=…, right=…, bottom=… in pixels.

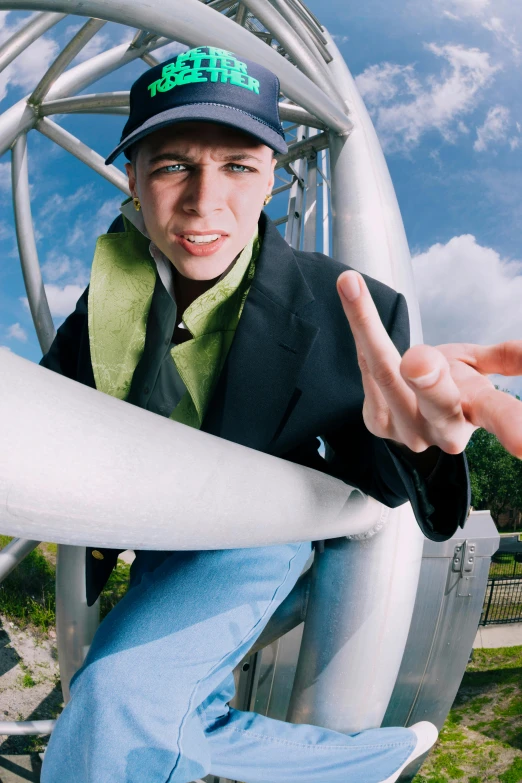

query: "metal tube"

left=207, top=0, right=237, bottom=10
left=0, top=720, right=56, bottom=735
left=286, top=0, right=328, bottom=45
left=287, top=507, right=424, bottom=732
left=0, top=537, right=40, bottom=583
left=0, top=11, right=65, bottom=75
left=30, top=17, right=107, bottom=106
left=278, top=103, right=326, bottom=129
left=321, top=149, right=329, bottom=256
left=56, top=545, right=100, bottom=702
left=268, top=0, right=332, bottom=65
left=325, top=30, right=422, bottom=338
left=36, top=117, right=130, bottom=195
left=141, top=52, right=160, bottom=68
left=11, top=134, right=55, bottom=354
left=240, top=0, right=342, bottom=104
left=0, top=0, right=352, bottom=137
left=235, top=1, right=249, bottom=25
left=285, top=125, right=306, bottom=249
left=303, top=129, right=318, bottom=252
left=0, top=349, right=388, bottom=550
left=250, top=568, right=311, bottom=655
left=40, top=92, right=130, bottom=116
left=291, top=0, right=324, bottom=34
left=275, top=130, right=329, bottom=170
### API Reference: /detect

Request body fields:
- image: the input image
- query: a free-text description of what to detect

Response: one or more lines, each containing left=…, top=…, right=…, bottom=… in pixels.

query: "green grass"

left=489, top=553, right=522, bottom=578
left=0, top=535, right=131, bottom=634
left=414, top=647, right=522, bottom=783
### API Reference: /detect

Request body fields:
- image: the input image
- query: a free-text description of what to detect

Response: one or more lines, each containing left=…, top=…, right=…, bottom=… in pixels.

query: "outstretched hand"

left=337, top=270, right=522, bottom=460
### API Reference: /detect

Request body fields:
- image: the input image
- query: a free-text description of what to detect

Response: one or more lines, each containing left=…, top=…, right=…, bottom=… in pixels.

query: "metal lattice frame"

left=0, top=0, right=426, bottom=770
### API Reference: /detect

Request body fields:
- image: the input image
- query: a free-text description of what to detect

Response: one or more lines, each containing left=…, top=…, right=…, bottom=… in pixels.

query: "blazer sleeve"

left=322, top=292, right=471, bottom=542
left=39, top=284, right=90, bottom=380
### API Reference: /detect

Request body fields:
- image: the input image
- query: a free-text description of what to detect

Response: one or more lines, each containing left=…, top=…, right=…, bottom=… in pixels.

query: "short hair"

left=127, top=143, right=139, bottom=168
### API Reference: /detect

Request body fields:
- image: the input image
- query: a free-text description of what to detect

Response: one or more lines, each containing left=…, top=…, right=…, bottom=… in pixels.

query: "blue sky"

left=0, top=1, right=521, bottom=396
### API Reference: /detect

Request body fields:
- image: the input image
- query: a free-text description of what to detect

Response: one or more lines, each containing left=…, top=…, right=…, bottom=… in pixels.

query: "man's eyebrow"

left=146, top=151, right=263, bottom=165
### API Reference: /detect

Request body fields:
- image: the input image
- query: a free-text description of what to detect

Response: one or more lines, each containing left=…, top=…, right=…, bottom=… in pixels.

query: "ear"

left=125, top=162, right=137, bottom=198
left=268, top=155, right=276, bottom=192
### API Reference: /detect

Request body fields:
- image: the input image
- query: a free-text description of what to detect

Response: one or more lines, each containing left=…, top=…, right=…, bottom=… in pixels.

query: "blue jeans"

left=41, top=542, right=416, bottom=782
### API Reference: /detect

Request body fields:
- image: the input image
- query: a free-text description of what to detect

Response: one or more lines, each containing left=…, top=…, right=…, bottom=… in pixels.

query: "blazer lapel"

left=201, top=214, right=319, bottom=453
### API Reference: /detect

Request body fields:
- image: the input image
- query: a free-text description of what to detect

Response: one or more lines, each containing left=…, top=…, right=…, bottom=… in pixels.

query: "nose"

left=181, top=166, right=224, bottom=218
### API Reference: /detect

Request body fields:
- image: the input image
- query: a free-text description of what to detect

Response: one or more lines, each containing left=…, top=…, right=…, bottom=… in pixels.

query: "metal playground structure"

left=0, top=2, right=499, bottom=781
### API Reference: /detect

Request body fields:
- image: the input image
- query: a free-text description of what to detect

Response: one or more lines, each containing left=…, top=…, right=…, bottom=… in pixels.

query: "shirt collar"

left=118, top=198, right=259, bottom=338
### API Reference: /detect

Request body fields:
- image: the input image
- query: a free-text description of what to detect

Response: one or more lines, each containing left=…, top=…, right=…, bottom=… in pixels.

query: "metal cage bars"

left=0, top=0, right=425, bottom=753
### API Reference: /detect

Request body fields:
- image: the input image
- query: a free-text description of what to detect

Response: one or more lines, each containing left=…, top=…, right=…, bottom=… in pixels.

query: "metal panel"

left=382, top=512, right=499, bottom=780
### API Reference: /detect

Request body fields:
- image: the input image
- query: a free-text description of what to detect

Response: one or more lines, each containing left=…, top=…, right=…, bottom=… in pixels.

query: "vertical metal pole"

left=234, top=1, right=249, bottom=25
left=285, top=125, right=306, bottom=250
left=303, top=129, right=318, bottom=252
left=11, top=134, right=55, bottom=354
left=56, top=545, right=100, bottom=704
left=321, top=149, right=330, bottom=256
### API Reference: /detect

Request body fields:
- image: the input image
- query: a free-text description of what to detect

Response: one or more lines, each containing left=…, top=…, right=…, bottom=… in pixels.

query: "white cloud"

left=355, top=63, right=420, bottom=107
left=67, top=195, right=123, bottom=247
left=22, top=284, right=84, bottom=318
left=7, top=322, right=27, bottom=342
left=438, top=0, right=490, bottom=19
left=72, top=31, right=111, bottom=64
left=0, top=13, right=59, bottom=103
left=44, top=284, right=85, bottom=317
left=41, top=249, right=89, bottom=287
left=413, top=234, right=522, bottom=345
left=356, top=44, right=499, bottom=153
left=37, top=184, right=94, bottom=221
left=482, top=16, right=520, bottom=59
left=474, top=105, right=511, bottom=151
left=413, top=234, right=522, bottom=396
left=0, top=345, right=12, bottom=352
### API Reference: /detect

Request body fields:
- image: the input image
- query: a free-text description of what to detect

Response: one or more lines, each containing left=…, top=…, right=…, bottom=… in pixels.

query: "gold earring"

left=133, top=197, right=141, bottom=211
left=263, top=194, right=272, bottom=206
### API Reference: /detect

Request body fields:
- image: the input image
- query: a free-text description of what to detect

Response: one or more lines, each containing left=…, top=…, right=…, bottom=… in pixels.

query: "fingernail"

left=340, top=272, right=360, bottom=301
left=407, top=367, right=441, bottom=388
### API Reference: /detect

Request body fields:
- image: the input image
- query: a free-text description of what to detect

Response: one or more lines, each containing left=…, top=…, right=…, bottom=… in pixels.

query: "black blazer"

left=40, top=213, right=470, bottom=606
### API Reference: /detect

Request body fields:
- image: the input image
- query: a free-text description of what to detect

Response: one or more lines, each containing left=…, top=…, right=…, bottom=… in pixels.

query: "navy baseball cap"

left=105, top=45, right=288, bottom=164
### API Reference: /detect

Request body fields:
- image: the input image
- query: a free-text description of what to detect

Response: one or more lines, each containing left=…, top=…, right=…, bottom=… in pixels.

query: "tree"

left=465, top=388, right=522, bottom=527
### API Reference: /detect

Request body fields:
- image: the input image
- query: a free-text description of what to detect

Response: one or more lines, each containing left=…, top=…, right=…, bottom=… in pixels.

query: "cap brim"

left=105, top=103, right=288, bottom=164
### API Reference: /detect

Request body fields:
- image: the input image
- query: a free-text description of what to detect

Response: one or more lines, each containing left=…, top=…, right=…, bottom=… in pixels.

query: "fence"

left=479, top=551, right=522, bottom=626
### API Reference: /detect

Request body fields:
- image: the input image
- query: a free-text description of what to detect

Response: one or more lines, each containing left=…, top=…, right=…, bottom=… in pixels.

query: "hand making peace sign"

left=337, top=270, right=522, bottom=460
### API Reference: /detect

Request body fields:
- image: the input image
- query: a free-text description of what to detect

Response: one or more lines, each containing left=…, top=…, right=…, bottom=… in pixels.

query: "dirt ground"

left=0, top=616, right=62, bottom=755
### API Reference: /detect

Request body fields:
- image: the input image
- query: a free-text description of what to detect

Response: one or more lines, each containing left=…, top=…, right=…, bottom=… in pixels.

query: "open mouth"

left=182, top=234, right=222, bottom=244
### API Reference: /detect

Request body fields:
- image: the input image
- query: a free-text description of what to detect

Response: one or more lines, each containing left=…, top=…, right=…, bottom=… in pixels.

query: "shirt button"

left=144, top=386, right=150, bottom=395
left=91, top=550, right=104, bottom=560
left=165, top=339, right=169, bottom=346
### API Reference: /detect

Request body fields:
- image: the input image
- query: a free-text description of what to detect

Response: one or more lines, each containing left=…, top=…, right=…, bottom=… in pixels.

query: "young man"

left=39, top=46, right=522, bottom=783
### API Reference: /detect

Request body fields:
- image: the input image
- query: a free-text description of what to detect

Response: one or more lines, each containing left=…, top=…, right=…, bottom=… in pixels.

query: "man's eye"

left=228, top=164, right=251, bottom=172
left=162, top=164, right=187, bottom=172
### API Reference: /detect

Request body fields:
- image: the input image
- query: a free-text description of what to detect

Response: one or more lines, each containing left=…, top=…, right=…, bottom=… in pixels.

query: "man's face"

left=125, top=121, right=276, bottom=281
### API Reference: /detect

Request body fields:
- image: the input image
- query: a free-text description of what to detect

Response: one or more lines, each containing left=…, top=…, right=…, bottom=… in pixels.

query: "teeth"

left=184, top=234, right=221, bottom=244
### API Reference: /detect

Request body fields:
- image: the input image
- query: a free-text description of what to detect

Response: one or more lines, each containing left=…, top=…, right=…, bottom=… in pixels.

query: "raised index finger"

left=337, top=270, right=403, bottom=382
